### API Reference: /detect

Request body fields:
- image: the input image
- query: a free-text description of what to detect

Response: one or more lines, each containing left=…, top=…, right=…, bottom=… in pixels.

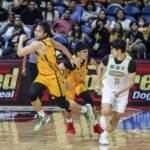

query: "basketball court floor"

left=0, top=106, right=149, bottom=150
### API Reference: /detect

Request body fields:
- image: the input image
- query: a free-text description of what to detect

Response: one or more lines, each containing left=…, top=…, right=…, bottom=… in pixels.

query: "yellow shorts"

left=34, top=72, right=65, bottom=97
left=65, top=84, right=87, bottom=100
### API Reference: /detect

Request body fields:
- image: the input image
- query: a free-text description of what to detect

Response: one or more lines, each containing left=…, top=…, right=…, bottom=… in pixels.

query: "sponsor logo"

left=0, top=68, right=20, bottom=99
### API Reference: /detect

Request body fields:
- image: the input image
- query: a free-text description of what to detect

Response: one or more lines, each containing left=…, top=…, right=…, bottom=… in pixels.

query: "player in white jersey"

left=96, top=39, right=136, bottom=145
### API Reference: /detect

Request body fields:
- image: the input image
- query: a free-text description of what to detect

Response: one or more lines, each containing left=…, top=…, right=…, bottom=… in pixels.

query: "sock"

left=38, top=110, right=46, bottom=117
left=66, top=118, right=73, bottom=123
left=81, top=106, right=87, bottom=113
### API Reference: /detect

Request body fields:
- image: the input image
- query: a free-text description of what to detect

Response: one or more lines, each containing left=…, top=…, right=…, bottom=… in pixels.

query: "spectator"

left=21, top=0, right=43, bottom=25
left=126, top=22, right=147, bottom=59
left=12, top=0, right=28, bottom=14
left=2, top=15, right=31, bottom=57
left=92, top=9, right=111, bottom=31
left=52, top=9, right=74, bottom=35
left=0, top=12, right=15, bottom=35
left=68, top=22, right=86, bottom=53
left=110, top=9, right=131, bottom=31
left=90, top=19, right=110, bottom=58
left=42, top=0, right=59, bottom=25
left=110, top=21, right=125, bottom=42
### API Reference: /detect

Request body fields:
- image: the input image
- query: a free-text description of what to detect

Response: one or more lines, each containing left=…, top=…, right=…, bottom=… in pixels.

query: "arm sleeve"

left=102, top=55, right=109, bottom=66
left=63, top=59, right=76, bottom=71
left=128, top=59, right=136, bottom=73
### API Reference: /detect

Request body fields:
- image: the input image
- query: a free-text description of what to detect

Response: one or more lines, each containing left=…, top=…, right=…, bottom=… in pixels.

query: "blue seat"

left=54, top=6, right=65, bottom=17
left=53, top=0, right=64, bottom=6
left=125, top=15, right=136, bottom=22
left=81, top=25, right=92, bottom=34
left=142, top=6, right=150, bottom=15
left=124, top=5, right=140, bottom=16
left=53, top=35, right=68, bottom=47
left=106, top=4, right=123, bottom=16
left=107, top=15, right=115, bottom=22
left=140, top=15, right=150, bottom=24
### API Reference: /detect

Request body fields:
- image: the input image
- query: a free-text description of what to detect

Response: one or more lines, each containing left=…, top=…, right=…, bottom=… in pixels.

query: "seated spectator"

left=138, top=17, right=149, bottom=40
left=68, top=22, right=86, bottom=53
left=92, top=9, right=111, bottom=31
left=3, top=15, right=31, bottom=41
left=42, top=1, right=59, bottom=25
left=126, top=22, right=147, bottom=59
left=21, top=0, right=43, bottom=25
left=12, top=0, right=28, bottom=14
left=81, top=1, right=99, bottom=22
left=110, top=21, right=125, bottom=42
left=52, top=9, right=74, bottom=35
left=143, top=0, right=150, bottom=6
left=110, top=9, right=131, bottom=32
left=90, top=19, right=110, bottom=58
left=0, top=12, right=15, bottom=35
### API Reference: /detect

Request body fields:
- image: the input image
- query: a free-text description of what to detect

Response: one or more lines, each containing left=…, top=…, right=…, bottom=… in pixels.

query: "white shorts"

left=102, top=89, right=128, bottom=113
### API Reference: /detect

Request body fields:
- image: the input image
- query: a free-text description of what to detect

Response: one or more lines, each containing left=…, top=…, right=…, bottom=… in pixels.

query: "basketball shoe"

left=66, top=122, right=75, bottom=134
left=85, top=104, right=95, bottom=125
left=99, top=131, right=109, bottom=145
left=93, top=122, right=103, bottom=134
left=34, top=115, right=50, bottom=131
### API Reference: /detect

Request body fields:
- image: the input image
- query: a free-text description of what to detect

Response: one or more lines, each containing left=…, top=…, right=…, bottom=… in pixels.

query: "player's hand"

left=19, top=34, right=28, bottom=42
left=113, top=91, right=121, bottom=98
left=22, top=67, right=27, bottom=76
left=70, top=57, right=82, bottom=68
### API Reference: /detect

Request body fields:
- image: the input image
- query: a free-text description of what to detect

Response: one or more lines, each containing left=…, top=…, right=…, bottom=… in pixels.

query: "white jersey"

left=103, top=54, right=131, bottom=92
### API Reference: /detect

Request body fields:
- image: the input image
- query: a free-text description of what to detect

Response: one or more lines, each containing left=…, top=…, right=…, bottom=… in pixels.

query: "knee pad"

left=80, top=91, right=94, bottom=107
left=54, top=96, right=70, bottom=110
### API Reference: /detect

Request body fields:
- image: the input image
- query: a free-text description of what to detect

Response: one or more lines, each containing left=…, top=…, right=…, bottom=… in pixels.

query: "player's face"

left=111, top=47, right=118, bottom=58
left=78, top=49, right=88, bottom=60
left=34, top=25, right=47, bottom=40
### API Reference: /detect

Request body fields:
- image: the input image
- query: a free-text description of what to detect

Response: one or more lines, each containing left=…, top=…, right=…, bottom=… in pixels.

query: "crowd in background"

left=0, top=0, right=150, bottom=59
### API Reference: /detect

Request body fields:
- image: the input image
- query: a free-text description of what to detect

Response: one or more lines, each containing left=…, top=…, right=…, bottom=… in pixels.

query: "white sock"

left=81, top=106, right=87, bottom=113
left=38, top=110, right=46, bottom=117
left=66, top=118, right=73, bottom=123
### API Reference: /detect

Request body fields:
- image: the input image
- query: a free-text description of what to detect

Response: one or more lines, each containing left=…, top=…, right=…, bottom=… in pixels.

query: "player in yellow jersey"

left=58, top=42, right=103, bottom=134
left=17, top=21, right=95, bottom=131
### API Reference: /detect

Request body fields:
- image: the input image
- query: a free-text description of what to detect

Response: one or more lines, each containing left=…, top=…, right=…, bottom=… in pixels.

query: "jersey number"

left=115, top=78, right=120, bottom=84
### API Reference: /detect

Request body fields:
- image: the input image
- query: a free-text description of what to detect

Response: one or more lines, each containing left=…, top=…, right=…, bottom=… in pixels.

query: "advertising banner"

left=0, top=59, right=149, bottom=106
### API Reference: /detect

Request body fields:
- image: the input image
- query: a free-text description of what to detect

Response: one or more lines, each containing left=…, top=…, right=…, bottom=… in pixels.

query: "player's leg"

left=79, top=91, right=103, bottom=134
left=29, top=82, right=50, bottom=131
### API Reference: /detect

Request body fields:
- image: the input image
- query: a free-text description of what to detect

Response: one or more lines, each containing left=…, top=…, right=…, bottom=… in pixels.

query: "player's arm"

left=50, top=38, right=82, bottom=67
left=96, top=61, right=106, bottom=90
left=17, top=35, right=39, bottom=57
left=50, top=38, right=72, bottom=59
left=58, top=59, right=76, bottom=71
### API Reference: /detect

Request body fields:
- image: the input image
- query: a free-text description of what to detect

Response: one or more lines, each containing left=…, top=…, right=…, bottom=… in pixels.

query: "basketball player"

left=95, top=39, right=136, bottom=145
left=58, top=42, right=103, bottom=134
left=17, top=21, right=95, bottom=131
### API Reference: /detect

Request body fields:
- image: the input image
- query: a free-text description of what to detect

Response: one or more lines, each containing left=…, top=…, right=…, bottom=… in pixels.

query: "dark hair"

left=130, top=21, right=138, bottom=28
left=37, top=21, right=51, bottom=37
left=74, top=42, right=89, bottom=53
left=111, top=21, right=124, bottom=38
left=111, top=38, right=126, bottom=53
